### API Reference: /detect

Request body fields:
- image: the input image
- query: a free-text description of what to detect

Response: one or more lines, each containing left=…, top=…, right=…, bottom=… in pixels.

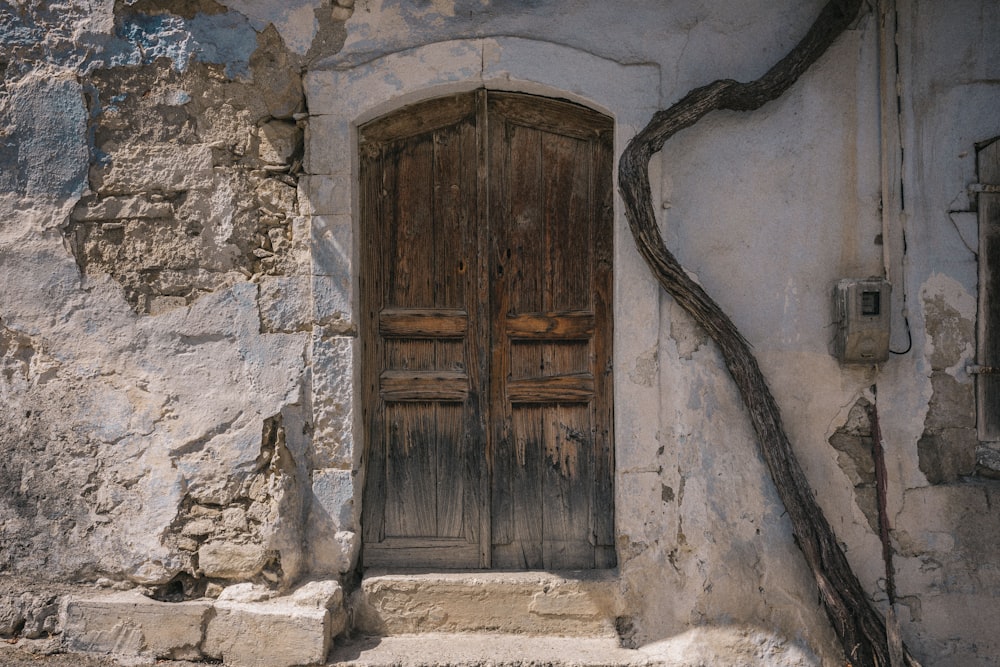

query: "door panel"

left=361, top=96, right=483, bottom=568
left=360, top=90, right=613, bottom=570
left=488, top=93, right=611, bottom=570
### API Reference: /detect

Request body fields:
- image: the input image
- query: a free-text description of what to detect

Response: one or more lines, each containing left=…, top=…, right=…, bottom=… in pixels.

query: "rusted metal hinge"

left=969, top=183, right=1000, bottom=194
left=968, top=364, right=1000, bottom=375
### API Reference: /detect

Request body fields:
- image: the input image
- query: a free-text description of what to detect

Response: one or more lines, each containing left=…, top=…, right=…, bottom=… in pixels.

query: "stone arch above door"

left=301, top=38, right=663, bottom=574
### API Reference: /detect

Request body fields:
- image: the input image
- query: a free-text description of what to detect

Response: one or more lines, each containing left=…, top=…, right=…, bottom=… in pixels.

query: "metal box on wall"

left=834, top=278, right=892, bottom=364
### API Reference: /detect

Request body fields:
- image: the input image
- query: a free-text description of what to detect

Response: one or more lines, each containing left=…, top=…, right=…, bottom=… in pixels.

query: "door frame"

left=304, top=38, right=663, bottom=573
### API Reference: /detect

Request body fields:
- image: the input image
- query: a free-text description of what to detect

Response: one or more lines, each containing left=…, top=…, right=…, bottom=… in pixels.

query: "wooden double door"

left=359, top=90, right=614, bottom=570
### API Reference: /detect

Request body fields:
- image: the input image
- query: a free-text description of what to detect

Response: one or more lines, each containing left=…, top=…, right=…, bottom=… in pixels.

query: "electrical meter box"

left=834, top=278, right=891, bottom=364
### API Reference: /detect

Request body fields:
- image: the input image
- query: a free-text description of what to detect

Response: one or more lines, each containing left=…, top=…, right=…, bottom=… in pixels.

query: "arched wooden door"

left=359, top=90, right=614, bottom=570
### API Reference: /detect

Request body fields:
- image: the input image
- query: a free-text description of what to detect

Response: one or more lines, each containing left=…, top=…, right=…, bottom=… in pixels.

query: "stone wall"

left=0, top=0, right=352, bottom=591
left=1, top=1, right=998, bottom=665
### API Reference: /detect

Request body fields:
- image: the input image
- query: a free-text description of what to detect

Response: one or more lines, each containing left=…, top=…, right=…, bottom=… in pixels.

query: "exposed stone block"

left=71, top=195, right=174, bottom=221
left=180, top=518, right=215, bottom=538
left=917, top=429, right=977, bottom=484
left=314, top=273, right=353, bottom=331
left=306, top=525, right=358, bottom=578
left=311, top=468, right=356, bottom=532
left=302, top=173, right=351, bottom=216
left=218, top=583, right=277, bottom=604
left=259, top=120, right=300, bottom=165
left=925, top=373, right=976, bottom=430
left=258, top=177, right=299, bottom=217
left=302, top=115, right=349, bottom=175
left=198, top=542, right=267, bottom=579
left=61, top=592, right=210, bottom=660
left=0, top=592, right=61, bottom=639
left=249, top=26, right=304, bottom=119
left=148, top=295, right=187, bottom=315
left=295, top=580, right=348, bottom=638
left=204, top=599, right=331, bottom=667
left=94, top=144, right=214, bottom=195
left=258, top=275, right=312, bottom=333
left=60, top=581, right=346, bottom=667
left=311, top=333, right=355, bottom=467
left=310, top=215, right=354, bottom=324
left=976, top=441, right=1000, bottom=478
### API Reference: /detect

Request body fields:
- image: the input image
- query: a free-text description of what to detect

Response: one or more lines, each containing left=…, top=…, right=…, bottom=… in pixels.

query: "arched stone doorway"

left=302, top=38, right=661, bottom=577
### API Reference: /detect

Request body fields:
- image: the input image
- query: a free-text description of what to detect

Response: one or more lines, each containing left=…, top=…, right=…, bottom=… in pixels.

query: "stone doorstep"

left=353, top=571, right=622, bottom=638
left=57, top=572, right=624, bottom=666
left=328, top=634, right=649, bottom=667
left=61, top=585, right=344, bottom=667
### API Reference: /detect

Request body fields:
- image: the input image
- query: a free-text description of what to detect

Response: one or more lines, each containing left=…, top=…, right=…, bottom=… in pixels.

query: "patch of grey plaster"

left=975, top=442, right=1000, bottom=479
left=947, top=211, right=978, bottom=257
left=219, top=0, right=324, bottom=55
left=3, top=69, right=89, bottom=199
left=629, top=348, right=658, bottom=387
left=826, top=397, right=878, bottom=531
left=918, top=276, right=977, bottom=483
left=0, top=1, right=321, bottom=590
left=893, top=483, right=1000, bottom=661
left=107, top=9, right=258, bottom=78
left=668, top=299, right=709, bottom=360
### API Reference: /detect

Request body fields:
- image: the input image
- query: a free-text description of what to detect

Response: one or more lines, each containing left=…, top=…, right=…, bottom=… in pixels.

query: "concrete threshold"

left=327, top=633, right=650, bottom=667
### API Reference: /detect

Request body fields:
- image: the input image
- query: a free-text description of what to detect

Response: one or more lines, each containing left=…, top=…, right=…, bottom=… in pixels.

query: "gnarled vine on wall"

left=619, top=1, right=919, bottom=665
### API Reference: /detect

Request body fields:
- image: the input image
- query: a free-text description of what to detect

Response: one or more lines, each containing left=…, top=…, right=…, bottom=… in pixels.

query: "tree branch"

left=618, top=2, right=920, bottom=665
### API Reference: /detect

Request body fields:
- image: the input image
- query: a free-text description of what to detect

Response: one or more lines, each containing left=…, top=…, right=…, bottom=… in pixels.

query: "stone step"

left=327, top=633, right=649, bottom=667
left=351, top=571, right=622, bottom=638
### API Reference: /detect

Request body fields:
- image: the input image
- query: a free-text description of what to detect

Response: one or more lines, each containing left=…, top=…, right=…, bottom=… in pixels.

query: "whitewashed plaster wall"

left=300, top=6, right=860, bottom=659
left=1, top=1, right=998, bottom=665
left=875, top=1, right=1000, bottom=664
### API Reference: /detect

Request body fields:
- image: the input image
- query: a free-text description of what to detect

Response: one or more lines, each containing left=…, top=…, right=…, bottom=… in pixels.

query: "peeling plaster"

left=2, top=2, right=999, bottom=665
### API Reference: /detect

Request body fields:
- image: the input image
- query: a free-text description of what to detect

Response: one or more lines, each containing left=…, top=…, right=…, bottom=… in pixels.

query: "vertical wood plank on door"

left=542, top=404, right=594, bottom=569
left=508, top=123, right=545, bottom=315
left=385, top=403, right=437, bottom=536
left=507, top=405, right=545, bottom=569
left=489, top=106, right=515, bottom=549
left=433, top=119, right=476, bottom=540
left=391, top=135, right=435, bottom=307
left=543, top=130, right=597, bottom=568
left=473, top=89, right=491, bottom=564
left=510, top=122, right=545, bottom=563
left=434, top=403, right=465, bottom=538
left=360, top=140, right=388, bottom=545
left=592, top=131, right=615, bottom=564
left=389, top=133, right=438, bottom=539
left=543, top=132, right=592, bottom=313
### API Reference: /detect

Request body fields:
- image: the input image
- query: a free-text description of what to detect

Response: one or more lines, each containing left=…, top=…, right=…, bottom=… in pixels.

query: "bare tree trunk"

left=618, top=2, right=920, bottom=665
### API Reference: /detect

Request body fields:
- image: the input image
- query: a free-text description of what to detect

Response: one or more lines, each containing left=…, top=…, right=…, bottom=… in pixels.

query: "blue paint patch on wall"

left=1, top=3, right=257, bottom=81
left=188, top=12, right=257, bottom=79
left=115, top=14, right=195, bottom=70
left=3, top=76, right=90, bottom=199
left=104, top=11, right=257, bottom=78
